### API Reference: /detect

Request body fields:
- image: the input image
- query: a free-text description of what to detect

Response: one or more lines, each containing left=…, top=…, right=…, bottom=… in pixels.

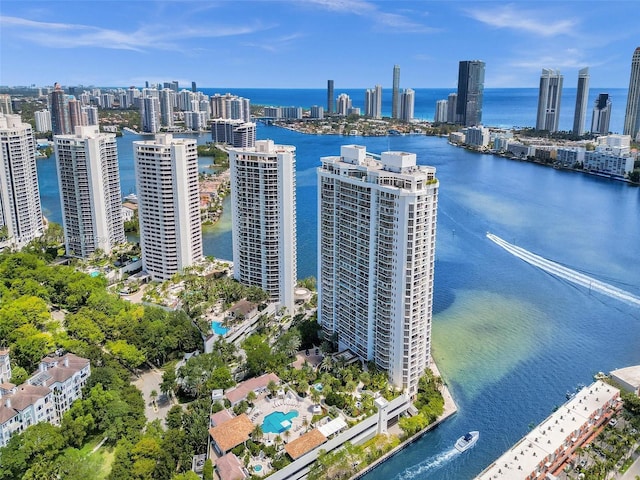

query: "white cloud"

left=466, top=4, right=578, bottom=37
left=0, top=15, right=272, bottom=52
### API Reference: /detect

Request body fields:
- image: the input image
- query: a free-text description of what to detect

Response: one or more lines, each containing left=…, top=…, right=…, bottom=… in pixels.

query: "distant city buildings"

left=584, top=134, right=634, bottom=177
left=623, top=47, right=640, bottom=140
left=365, top=85, right=383, bottom=119
left=400, top=88, right=415, bottom=122
left=318, top=145, right=438, bottom=397
left=140, top=95, right=161, bottom=133
left=336, top=93, right=352, bottom=116
left=572, top=67, right=590, bottom=135
left=327, top=80, right=334, bottom=114
left=447, top=92, right=458, bottom=123
left=591, top=93, right=612, bottom=135
left=228, top=140, right=297, bottom=314
left=0, top=95, right=11, bottom=115
left=54, top=126, right=125, bottom=257
left=456, top=60, right=485, bottom=126
left=0, top=114, right=44, bottom=249
left=536, top=68, right=563, bottom=132
left=34, top=109, right=52, bottom=132
left=0, top=351, right=91, bottom=448
left=463, top=125, right=490, bottom=147
left=134, top=134, right=202, bottom=281
left=392, top=65, right=401, bottom=119
left=210, top=94, right=250, bottom=122
left=310, top=105, right=324, bottom=119
left=49, top=83, right=72, bottom=135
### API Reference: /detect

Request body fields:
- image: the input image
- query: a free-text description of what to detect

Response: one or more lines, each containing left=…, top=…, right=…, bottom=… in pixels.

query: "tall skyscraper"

left=400, top=88, right=415, bottom=122
left=34, top=110, right=52, bottom=132
left=318, top=145, right=438, bottom=397
left=392, top=65, right=401, bottom=119
left=536, top=69, right=564, bottom=132
left=447, top=93, right=458, bottom=123
left=623, top=47, right=640, bottom=139
left=0, top=95, right=11, bottom=115
left=435, top=99, right=448, bottom=123
left=140, top=96, right=160, bottom=133
left=54, top=126, right=125, bottom=257
left=327, top=80, right=334, bottom=114
left=191, top=81, right=197, bottom=93
left=591, top=93, right=612, bottom=135
left=228, top=140, right=297, bottom=313
left=572, top=67, right=590, bottom=135
left=456, top=61, right=485, bottom=126
left=336, top=93, right=352, bottom=115
left=134, top=134, right=202, bottom=280
left=50, top=83, right=72, bottom=135
left=0, top=114, right=44, bottom=249
left=68, top=98, right=85, bottom=131
left=365, top=85, right=383, bottom=119
left=159, top=88, right=174, bottom=127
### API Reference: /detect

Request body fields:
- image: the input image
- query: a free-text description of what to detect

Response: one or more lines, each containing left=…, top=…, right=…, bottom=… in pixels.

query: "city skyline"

left=1, top=1, right=639, bottom=89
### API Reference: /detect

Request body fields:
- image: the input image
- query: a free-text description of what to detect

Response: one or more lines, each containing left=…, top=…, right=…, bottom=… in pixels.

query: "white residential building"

left=140, top=96, right=161, bottom=133
left=134, top=134, right=202, bottom=281
left=584, top=150, right=634, bottom=177
left=556, top=147, right=586, bottom=168
left=310, top=105, right=324, bottom=119
left=536, top=69, right=563, bottom=132
left=318, top=145, right=438, bottom=397
left=0, top=114, right=44, bottom=249
left=34, top=110, right=52, bottom=132
left=0, top=352, right=90, bottom=448
left=336, top=94, right=352, bottom=116
left=228, top=140, right=297, bottom=314
left=211, top=119, right=256, bottom=148
left=54, top=126, right=125, bottom=257
left=464, top=125, right=490, bottom=147
left=0, top=348, right=10, bottom=384
left=434, top=100, right=448, bottom=123
left=365, top=85, right=383, bottom=119
left=400, top=88, right=415, bottom=122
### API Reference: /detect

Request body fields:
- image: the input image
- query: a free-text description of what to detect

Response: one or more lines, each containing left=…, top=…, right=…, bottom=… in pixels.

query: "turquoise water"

left=34, top=90, right=640, bottom=479
left=262, top=410, right=299, bottom=434
left=313, top=383, right=323, bottom=392
left=211, top=321, right=228, bottom=335
left=89, top=271, right=100, bottom=278
left=254, top=465, right=262, bottom=472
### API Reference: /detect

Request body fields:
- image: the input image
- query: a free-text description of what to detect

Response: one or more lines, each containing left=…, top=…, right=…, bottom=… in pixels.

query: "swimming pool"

left=253, top=465, right=262, bottom=472
left=89, top=271, right=100, bottom=278
left=314, top=383, right=323, bottom=392
left=211, top=321, right=229, bottom=335
left=262, top=410, right=298, bottom=434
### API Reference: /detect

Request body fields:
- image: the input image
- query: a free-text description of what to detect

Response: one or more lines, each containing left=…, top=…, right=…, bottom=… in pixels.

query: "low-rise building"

left=507, top=142, right=534, bottom=159
left=0, top=352, right=91, bottom=447
left=557, top=147, right=585, bottom=168
left=476, top=380, right=620, bottom=480
left=584, top=150, right=634, bottom=177
left=610, top=366, right=640, bottom=396
left=464, top=125, right=490, bottom=147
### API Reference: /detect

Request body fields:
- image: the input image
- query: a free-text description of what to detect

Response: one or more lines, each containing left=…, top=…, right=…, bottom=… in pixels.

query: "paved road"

left=620, top=455, right=640, bottom=480
left=133, top=368, right=175, bottom=424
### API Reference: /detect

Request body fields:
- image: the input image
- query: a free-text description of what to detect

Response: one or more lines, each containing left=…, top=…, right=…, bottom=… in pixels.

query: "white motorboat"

left=455, top=431, right=479, bottom=452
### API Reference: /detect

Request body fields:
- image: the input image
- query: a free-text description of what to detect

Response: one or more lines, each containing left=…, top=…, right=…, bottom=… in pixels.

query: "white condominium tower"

left=365, top=85, right=383, bottom=119
left=318, top=145, right=438, bottom=397
left=0, top=114, right=44, bottom=249
left=229, top=140, right=297, bottom=314
left=54, top=126, right=125, bottom=257
left=134, top=134, right=202, bottom=281
left=536, top=68, right=563, bottom=132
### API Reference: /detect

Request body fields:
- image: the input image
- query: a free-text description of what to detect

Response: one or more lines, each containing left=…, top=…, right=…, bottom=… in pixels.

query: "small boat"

left=455, top=431, right=479, bottom=452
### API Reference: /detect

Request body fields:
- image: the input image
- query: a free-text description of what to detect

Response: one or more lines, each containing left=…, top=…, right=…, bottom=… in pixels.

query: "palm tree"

left=284, top=429, right=291, bottom=443
left=252, top=425, right=263, bottom=442
left=247, top=390, right=257, bottom=406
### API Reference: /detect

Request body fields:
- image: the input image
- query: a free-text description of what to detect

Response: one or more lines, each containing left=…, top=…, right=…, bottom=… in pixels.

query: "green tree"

left=242, top=334, right=272, bottom=376
left=106, top=339, right=146, bottom=369
left=202, top=459, right=214, bottom=480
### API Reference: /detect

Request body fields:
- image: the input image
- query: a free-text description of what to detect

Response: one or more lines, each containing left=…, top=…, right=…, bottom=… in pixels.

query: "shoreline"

left=350, top=360, right=458, bottom=480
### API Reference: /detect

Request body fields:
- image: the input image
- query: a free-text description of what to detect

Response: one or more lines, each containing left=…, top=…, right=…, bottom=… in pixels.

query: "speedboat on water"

left=455, top=431, right=479, bottom=452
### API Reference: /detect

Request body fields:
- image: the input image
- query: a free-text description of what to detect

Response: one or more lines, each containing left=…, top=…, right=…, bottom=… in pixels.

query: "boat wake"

left=394, top=447, right=460, bottom=480
left=487, top=233, right=640, bottom=307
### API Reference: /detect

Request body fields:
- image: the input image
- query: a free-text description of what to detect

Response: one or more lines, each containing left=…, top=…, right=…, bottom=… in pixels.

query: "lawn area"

left=78, top=436, right=114, bottom=479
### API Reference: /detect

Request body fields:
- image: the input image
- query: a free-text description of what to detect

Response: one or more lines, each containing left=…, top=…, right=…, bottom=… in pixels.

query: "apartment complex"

left=476, top=380, right=620, bottom=480
left=228, top=140, right=297, bottom=314
left=134, top=134, right=202, bottom=281
left=212, top=119, right=256, bottom=148
left=400, top=88, right=415, bottom=122
left=0, top=114, right=44, bottom=249
left=365, top=85, right=383, bottom=119
left=54, top=126, right=125, bottom=257
left=392, top=65, right=401, bottom=119
left=0, top=352, right=91, bottom=448
left=536, top=69, right=564, bottom=132
left=591, top=93, right=612, bottom=135
left=318, top=145, right=438, bottom=396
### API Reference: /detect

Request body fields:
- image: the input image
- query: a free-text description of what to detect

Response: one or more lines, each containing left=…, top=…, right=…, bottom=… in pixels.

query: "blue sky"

left=1, top=1, right=639, bottom=89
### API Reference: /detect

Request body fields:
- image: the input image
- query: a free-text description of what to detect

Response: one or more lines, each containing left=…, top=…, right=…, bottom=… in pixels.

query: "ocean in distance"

left=35, top=88, right=640, bottom=479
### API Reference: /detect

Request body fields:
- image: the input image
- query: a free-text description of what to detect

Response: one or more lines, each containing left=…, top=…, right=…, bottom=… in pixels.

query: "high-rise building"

left=336, top=93, right=352, bottom=115
left=591, top=93, right=612, bottom=135
left=310, top=105, right=324, bottom=119
left=623, top=47, right=640, bottom=139
left=0, top=95, right=11, bottom=115
left=68, top=98, right=85, bottom=131
left=435, top=99, right=448, bottom=123
left=327, top=80, right=334, bottom=114
left=34, top=110, right=52, bottom=132
left=159, top=88, right=174, bottom=127
left=536, top=68, right=564, bottom=132
left=0, top=114, right=44, bottom=249
left=134, top=134, right=202, bottom=281
left=400, top=88, right=415, bottom=122
left=212, top=119, right=256, bottom=147
left=54, top=126, right=125, bottom=257
left=365, top=85, right=383, bottom=119
left=456, top=61, right=485, bottom=126
left=50, top=83, right=72, bottom=135
left=82, top=105, right=99, bottom=126
left=140, top=96, right=160, bottom=133
left=392, top=65, right=401, bottom=119
left=229, top=140, right=297, bottom=313
left=318, top=145, right=438, bottom=397
left=573, top=67, right=590, bottom=135
left=192, top=81, right=197, bottom=93
left=447, top=93, right=458, bottom=123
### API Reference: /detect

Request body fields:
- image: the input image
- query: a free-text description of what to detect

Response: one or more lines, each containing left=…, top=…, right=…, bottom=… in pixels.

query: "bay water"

left=35, top=88, right=640, bottom=479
